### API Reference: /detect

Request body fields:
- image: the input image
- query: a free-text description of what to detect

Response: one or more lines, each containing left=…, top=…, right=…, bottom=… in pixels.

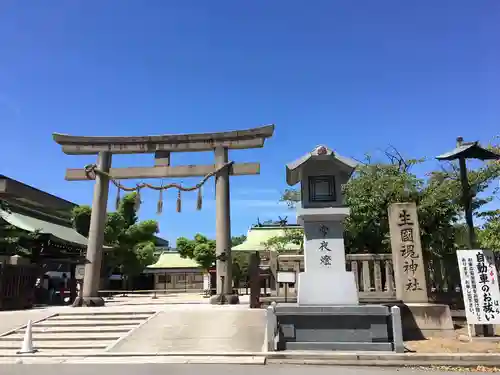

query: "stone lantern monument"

left=269, top=145, right=404, bottom=352
left=285, top=145, right=358, bottom=305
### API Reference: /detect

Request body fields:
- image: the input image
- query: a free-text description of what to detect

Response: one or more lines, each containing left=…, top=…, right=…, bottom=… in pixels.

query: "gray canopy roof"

left=436, top=141, right=500, bottom=161
left=286, top=146, right=358, bottom=186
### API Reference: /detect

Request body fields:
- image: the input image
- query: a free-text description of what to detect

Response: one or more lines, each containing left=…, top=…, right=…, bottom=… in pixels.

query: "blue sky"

left=0, top=1, right=498, bottom=244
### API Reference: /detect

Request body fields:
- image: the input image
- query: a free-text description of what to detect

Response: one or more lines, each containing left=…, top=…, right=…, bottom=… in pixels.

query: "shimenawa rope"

left=83, top=161, right=234, bottom=213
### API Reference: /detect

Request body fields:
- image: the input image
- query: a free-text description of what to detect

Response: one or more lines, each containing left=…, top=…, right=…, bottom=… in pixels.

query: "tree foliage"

left=176, top=234, right=216, bottom=271
left=72, top=192, right=159, bottom=277
left=72, top=205, right=91, bottom=239
left=230, top=235, right=248, bottom=285
left=477, top=140, right=500, bottom=250
left=341, top=154, right=460, bottom=254
left=263, top=228, right=304, bottom=253
left=176, top=234, right=249, bottom=284
left=280, top=143, right=500, bottom=254
left=231, top=235, right=247, bottom=248
left=478, top=210, right=500, bottom=251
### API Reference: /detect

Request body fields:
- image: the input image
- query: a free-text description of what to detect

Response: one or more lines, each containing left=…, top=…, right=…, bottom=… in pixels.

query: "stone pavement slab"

left=3, top=350, right=500, bottom=367
left=266, top=351, right=500, bottom=367
left=0, top=355, right=266, bottom=365
left=0, top=362, right=486, bottom=375
left=102, top=292, right=209, bottom=307
left=64, top=355, right=267, bottom=364
left=109, top=305, right=266, bottom=353
left=0, top=309, right=56, bottom=336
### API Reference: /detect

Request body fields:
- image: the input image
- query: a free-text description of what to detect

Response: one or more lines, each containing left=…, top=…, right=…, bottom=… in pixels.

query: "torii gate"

left=52, top=125, right=275, bottom=306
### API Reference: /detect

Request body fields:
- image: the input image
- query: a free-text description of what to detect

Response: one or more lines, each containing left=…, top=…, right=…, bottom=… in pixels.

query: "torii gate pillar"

left=77, top=151, right=111, bottom=307
left=214, top=146, right=233, bottom=301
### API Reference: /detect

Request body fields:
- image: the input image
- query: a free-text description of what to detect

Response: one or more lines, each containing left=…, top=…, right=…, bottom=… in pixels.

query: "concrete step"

left=18, top=325, right=137, bottom=334
left=56, top=311, right=154, bottom=316
left=36, top=320, right=142, bottom=327
left=51, top=314, right=151, bottom=321
left=0, top=332, right=122, bottom=341
left=0, top=340, right=113, bottom=350
left=0, top=348, right=108, bottom=356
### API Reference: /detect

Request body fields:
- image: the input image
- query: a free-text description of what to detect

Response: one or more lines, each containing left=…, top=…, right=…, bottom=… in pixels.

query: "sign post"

left=203, top=273, right=211, bottom=297
left=74, top=265, right=85, bottom=299
left=75, top=265, right=85, bottom=280
left=457, top=249, right=500, bottom=339
left=277, top=271, right=296, bottom=303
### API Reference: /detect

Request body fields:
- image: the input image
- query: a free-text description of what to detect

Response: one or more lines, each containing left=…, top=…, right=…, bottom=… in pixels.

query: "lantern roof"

left=436, top=139, right=500, bottom=161
left=286, top=145, right=358, bottom=186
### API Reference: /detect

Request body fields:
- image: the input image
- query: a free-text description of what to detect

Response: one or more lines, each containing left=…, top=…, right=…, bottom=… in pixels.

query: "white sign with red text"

left=457, top=249, right=500, bottom=325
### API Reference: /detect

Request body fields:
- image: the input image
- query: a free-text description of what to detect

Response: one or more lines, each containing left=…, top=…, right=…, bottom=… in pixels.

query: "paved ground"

left=0, top=293, right=265, bottom=355
left=0, top=293, right=210, bottom=338
left=0, top=309, right=56, bottom=336
left=110, top=303, right=266, bottom=353
left=103, top=293, right=213, bottom=306
left=0, top=364, right=472, bottom=375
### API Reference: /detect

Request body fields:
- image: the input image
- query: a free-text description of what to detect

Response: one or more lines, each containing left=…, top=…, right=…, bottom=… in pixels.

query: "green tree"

left=176, top=234, right=216, bottom=271
left=231, top=235, right=248, bottom=287
left=231, top=235, right=247, bottom=247
left=71, top=192, right=158, bottom=279
left=476, top=140, right=500, bottom=251
left=263, top=228, right=304, bottom=253
left=478, top=210, right=500, bottom=250
left=342, top=156, right=425, bottom=254
left=279, top=145, right=500, bottom=255
left=280, top=189, right=301, bottom=208
left=72, top=205, right=91, bottom=239
left=425, top=139, right=499, bottom=253
left=176, top=234, right=250, bottom=286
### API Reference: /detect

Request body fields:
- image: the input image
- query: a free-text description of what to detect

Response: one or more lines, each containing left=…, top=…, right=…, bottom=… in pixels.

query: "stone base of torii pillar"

left=72, top=296, right=105, bottom=307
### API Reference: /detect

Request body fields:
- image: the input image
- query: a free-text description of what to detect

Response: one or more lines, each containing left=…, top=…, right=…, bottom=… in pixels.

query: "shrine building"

left=0, top=174, right=90, bottom=308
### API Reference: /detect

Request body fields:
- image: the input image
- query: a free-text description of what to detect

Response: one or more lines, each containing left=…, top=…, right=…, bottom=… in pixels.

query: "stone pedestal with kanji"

left=297, top=211, right=358, bottom=305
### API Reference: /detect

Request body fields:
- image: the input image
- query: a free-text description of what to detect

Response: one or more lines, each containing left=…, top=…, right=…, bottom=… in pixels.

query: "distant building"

left=143, top=223, right=305, bottom=294
left=231, top=223, right=303, bottom=292
left=0, top=174, right=89, bottom=266
left=144, top=252, right=204, bottom=292
left=0, top=174, right=91, bottom=307
left=231, top=223, right=303, bottom=253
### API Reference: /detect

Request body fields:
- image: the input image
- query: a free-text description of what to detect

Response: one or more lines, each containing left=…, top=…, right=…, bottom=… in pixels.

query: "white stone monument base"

left=297, top=271, right=359, bottom=305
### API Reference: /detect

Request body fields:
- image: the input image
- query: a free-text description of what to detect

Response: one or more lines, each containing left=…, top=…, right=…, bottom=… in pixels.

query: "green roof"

left=147, top=252, right=200, bottom=269
left=231, top=226, right=302, bottom=252
left=0, top=208, right=89, bottom=246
